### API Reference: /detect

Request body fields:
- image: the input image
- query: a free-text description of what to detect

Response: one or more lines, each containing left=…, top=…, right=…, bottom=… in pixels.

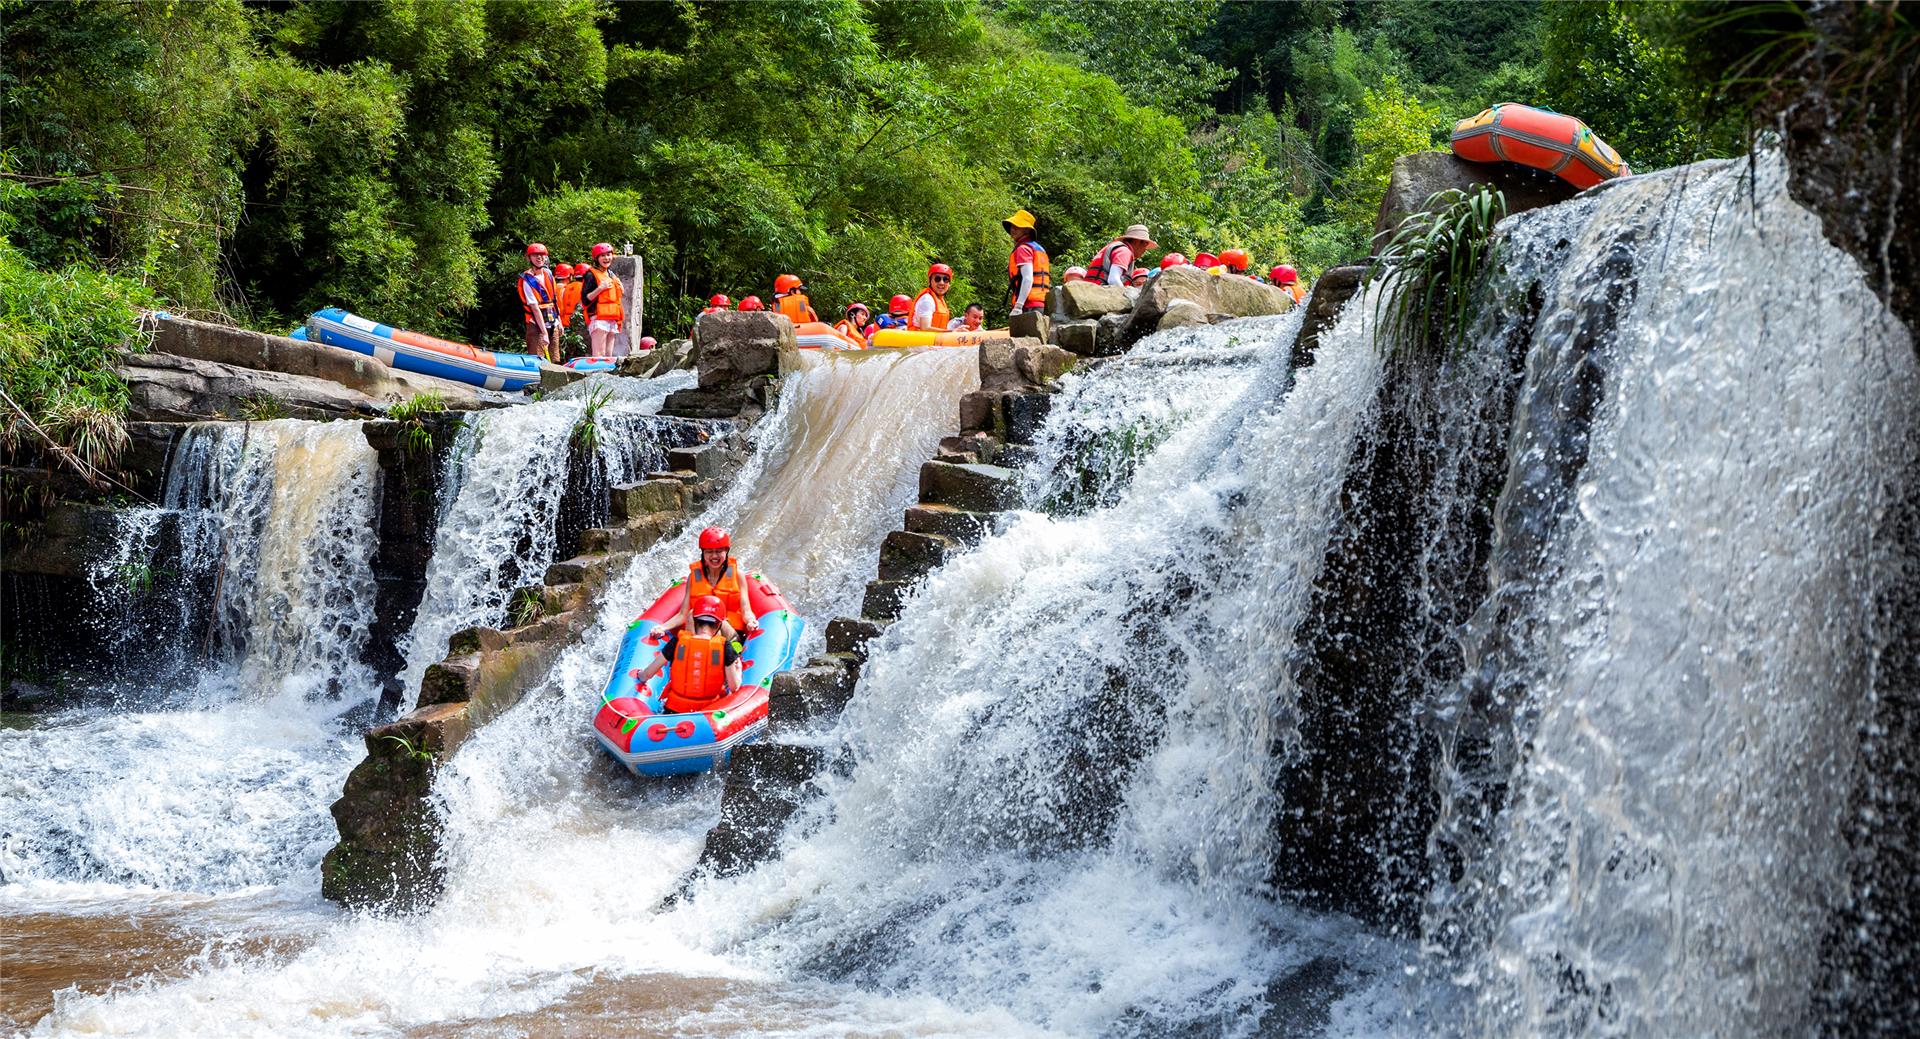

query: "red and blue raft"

left=591, top=574, right=804, bottom=777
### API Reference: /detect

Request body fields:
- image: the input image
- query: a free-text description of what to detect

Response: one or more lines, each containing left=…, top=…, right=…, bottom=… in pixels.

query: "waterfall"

left=4, top=420, right=381, bottom=891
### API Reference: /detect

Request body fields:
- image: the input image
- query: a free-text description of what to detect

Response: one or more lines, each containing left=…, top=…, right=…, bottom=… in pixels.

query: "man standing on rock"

left=1086, top=224, right=1156, bottom=288
left=1003, top=208, right=1051, bottom=320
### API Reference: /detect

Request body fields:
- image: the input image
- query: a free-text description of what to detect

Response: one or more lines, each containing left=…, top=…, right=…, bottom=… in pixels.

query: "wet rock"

left=147, top=314, right=477, bottom=404
left=919, top=460, right=1016, bottom=512
left=1375, top=151, right=1577, bottom=248
left=1052, top=320, right=1100, bottom=355
left=417, top=653, right=480, bottom=707
left=861, top=578, right=913, bottom=622
left=904, top=504, right=996, bottom=545
left=611, top=478, right=685, bottom=518
left=1094, top=313, right=1132, bottom=355
left=121, top=352, right=386, bottom=423
left=977, top=338, right=1023, bottom=393
left=1209, top=273, right=1293, bottom=317
left=1290, top=265, right=1368, bottom=368
left=825, top=616, right=883, bottom=659
left=1058, top=281, right=1133, bottom=320
left=666, top=443, right=727, bottom=480
left=1129, top=264, right=1215, bottom=333
left=694, top=741, right=828, bottom=878
left=1014, top=341, right=1076, bottom=386
left=692, top=312, right=790, bottom=389
left=878, top=529, right=953, bottom=583
left=321, top=701, right=473, bottom=911
left=539, top=365, right=587, bottom=393
left=769, top=660, right=856, bottom=726
left=1157, top=299, right=1212, bottom=331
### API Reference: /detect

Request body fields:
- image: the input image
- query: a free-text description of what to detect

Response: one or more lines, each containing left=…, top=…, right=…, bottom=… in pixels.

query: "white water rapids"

left=5, top=147, right=1917, bottom=1038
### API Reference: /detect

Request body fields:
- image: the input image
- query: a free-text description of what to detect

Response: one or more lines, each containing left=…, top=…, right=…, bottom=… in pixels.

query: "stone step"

left=611, top=478, right=685, bottom=518
left=919, top=460, right=1017, bottom=512
left=769, top=658, right=857, bottom=727
left=695, top=740, right=826, bottom=878
left=904, top=503, right=997, bottom=545
left=666, top=442, right=727, bottom=479
left=825, top=616, right=883, bottom=659
left=862, top=578, right=912, bottom=622
left=878, top=529, right=954, bottom=583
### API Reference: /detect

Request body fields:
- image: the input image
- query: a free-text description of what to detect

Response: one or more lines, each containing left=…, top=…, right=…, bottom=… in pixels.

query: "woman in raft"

left=652, top=526, right=758, bottom=646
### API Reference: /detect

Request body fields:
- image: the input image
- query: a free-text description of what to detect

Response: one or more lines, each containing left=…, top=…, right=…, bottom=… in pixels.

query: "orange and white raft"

left=1450, top=103, right=1630, bottom=190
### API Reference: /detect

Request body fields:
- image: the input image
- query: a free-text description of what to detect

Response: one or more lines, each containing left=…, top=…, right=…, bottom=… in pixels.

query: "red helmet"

left=1159, top=253, right=1186, bottom=270
left=888, top=294, right=912, bottom=315
left=526, top=242, right=548, bottom=259
left=1220, top=248, right=1250, bottom=271
left=927, top=262, right=953, bottom=281
left=708, top=293, right=731, bottom=308
left=1194, top=252, right=1218, bottom=269
left=591, top=242, right=614, bottom=259
left=638, top=336, right=657, bottom=350
left=1062, top=266, right=1088, bottom=283
left=554, top=263, right=574, bottom=277
left=1271, top=264, right=1299, bottom=285
left=698, top=526, right=731, bottom=550
left=691, top=595, right=726, bottom=623
left=774, top=273, right=803, bottom=295
left=738, top=296, right=764, bottom=311
left=846, top=301, right=870, bottom=316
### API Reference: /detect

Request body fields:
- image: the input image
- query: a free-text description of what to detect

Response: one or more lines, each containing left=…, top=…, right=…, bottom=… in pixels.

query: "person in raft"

left=1086, top=224, right=1156, bottom=288
left=580, top=242, right=625, bottom=358
left=635, top=594, right=744, bottom=712
left=947, top=302, right=985, bottom=332
left=653, top=526, right=758, bottom=646
left=1002, top=208, right=1051, bottom=319
left=911, top=263, right=953, bottom=331
left=874, top=294, right=912, bottom=330
left=835, top=301, right=872, bottom=342
left=702, top=293, right=732, bottom=315
left=519, top=243, right=561, bottom=362
left=772, top=274, right=819, bottom=323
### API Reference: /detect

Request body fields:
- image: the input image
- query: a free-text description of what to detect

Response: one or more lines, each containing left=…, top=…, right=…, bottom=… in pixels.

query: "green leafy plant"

left=1366, top=186, right=1507, bottom=364
left=236, top=394, right=289, bottom=422
left=116, top=560, right=175, bottom=595
left=571, top=384, right=613, bottom=453
left=387, top=390, right=447, bottom=456
left=508, top=586, right=546, bottom=629
left=379, top=732, right=436, bottom=764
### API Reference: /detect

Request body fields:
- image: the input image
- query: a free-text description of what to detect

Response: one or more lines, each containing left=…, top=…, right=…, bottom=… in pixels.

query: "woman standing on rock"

left=580, top=243, right=624, bottom=359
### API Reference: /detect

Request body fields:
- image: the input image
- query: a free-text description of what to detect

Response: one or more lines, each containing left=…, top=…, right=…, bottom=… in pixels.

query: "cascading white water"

left=3, top=421, right=381, bottom=894
left=398, top=372, right=692, bottom=698
left=19, top=346, right=988, bottom=1036
left=1423, top=153, right=1918, bottom=1035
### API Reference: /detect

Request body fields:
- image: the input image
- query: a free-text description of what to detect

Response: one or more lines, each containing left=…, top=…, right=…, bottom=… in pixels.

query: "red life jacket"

left=667, top=629, right=729, bottom=709
left=1085, top=239, right=1133, bottom=286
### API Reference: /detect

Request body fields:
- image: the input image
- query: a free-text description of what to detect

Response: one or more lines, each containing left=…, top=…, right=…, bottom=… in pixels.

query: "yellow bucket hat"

left=1002, top=208, right=1038, bottom=232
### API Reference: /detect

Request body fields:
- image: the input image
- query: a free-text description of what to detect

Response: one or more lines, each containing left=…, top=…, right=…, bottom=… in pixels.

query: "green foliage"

left=388, top=389, right=447, bottom=455
left=1366, top=186, right=1507, bottom=365
left=0, top=238, right=152, bottom=479
left=571, top=384, right=612, bottom=454
left=507, top=586, right=546, bottom=629
left=236, top=395, right=290, bottom=422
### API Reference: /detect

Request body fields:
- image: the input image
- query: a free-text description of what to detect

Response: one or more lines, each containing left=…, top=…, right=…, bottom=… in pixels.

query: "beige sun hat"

left=1120, top=223, right=1157, bottom=249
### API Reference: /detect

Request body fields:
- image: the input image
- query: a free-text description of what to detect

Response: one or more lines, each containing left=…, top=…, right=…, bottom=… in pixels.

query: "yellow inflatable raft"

left=869, top=327, right=1012, bottom=349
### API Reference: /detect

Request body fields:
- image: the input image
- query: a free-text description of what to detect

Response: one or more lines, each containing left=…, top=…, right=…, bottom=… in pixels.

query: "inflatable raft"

left=564, top=357, right=619, bottom=372
left=591, top=575, right=804, bottom=777
left=305, top=307, right=542, bottom=391
left=1450, top=103, right=1630, bottom=190
left=793, top=321, right=866, bottom=350
left=869, top=327, right=1011, bottom=349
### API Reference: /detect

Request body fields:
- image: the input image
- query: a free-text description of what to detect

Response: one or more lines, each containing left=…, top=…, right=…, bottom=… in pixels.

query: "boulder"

left=146, top=314, right=480, bottom=404
left=120, top=352, right=385, bottom=422
left=1374, top=151, right=1578, bottom=249
left=919, top=460, right=1016, bottom=512
left=1210, top=273, right=1294, bottom=317
left=1008, top=311, right=1051, bottom=342
left=1290, top=265, right=1369, bottom=368
left=1058, top=281, right=1133, bottom=320
left=1132, top=265, right=1216, bottom=328
left=878, top=529, right=954, bottom=583
left=1157, top=299, right=1212, bottom=331
left=611, top=479, right=685, bottom=518
left=692, top=312, right=791, bottom=389
left=824, top=616, right=884, bottom=659
left=904, top=503, right=997, bottom=545
left=1052, top=320, right=1100, bottom=355
left=978, top=337, right=1023, bottom=392
left=1014, top=341, right=1076, bottom=386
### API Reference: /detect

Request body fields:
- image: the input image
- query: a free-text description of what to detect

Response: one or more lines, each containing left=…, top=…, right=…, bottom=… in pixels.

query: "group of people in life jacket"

left=519, top=242, right=659, bottom=364
left=633, top=525, right=759, bottom=712
left=686, top=207, right=1307, bottom=348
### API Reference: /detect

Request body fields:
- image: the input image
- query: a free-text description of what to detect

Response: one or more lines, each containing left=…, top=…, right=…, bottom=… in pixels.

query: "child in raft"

left=947, top=302, right=986, bottom=332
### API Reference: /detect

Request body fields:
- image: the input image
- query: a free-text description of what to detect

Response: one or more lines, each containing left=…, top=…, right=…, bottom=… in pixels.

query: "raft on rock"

left=1450, top=102, right=1630, bottom=190
left=591, top=576, right=804, bottom=777
left=869, top=327, right=1011, bottom=349
left=305, top=307, right=542, bottom=391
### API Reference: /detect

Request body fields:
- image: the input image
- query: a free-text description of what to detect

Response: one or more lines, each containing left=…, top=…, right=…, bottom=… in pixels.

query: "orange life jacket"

left=1085, top=239, right=1133, bottom=287
left=774, top=293, right=818, bottom=324
left=557, top=275, right=583, bottom=329
left=519, top=268, right=558, bottom=325
left=1007, top=240, right=1051, bottom=311
left=686, top=560, right=748, bottom=631
left=667, top=629, right=729, bottom=709
left=911, top=289, right=950, bottom=332
left=833, top=319, right=868, bottom=341
left=586, top=266, right=624, bottom=323
left=1282, top=282, right=1305, bottom=305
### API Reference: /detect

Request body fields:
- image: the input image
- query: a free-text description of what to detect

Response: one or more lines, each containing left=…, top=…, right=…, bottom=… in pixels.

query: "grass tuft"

left=1366, top=185, right=1507, bottom=364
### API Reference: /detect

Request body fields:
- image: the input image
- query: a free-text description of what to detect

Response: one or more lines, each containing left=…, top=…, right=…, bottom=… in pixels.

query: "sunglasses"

left=931, top=275, right=951, bottom=283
